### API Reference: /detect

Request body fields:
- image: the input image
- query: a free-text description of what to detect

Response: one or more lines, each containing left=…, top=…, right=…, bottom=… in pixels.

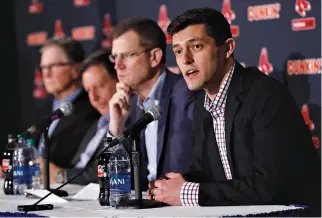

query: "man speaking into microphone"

left=108, top=17, right=197, bottom=189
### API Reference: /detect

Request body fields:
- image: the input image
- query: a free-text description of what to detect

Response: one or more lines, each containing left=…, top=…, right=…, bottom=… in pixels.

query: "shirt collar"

left=139, top=71, right=166, bottom=111
left=204, top=61, right=235, bottom=112
left=97, top=113, right=110, bottom=130
left=53, top=88, right=82, bottom=111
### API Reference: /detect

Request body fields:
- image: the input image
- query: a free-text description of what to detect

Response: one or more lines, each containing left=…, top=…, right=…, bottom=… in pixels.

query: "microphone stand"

left=23, top=124, right=165, bottom=213
left=42, top=128, right=67, bottom=197
left=116, top=132, right=165, bottom=209
left=43, top=127, right=50, bottom=191
left=23, top=137, right=120, bottom=213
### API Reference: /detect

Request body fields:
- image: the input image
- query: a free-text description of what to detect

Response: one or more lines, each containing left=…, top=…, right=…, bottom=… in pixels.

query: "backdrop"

left=12, top=0, right=321, bottom=154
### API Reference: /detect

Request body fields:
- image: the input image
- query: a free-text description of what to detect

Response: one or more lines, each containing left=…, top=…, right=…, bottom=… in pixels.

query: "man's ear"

left=149, top=48, right=163, bottom=68
left=224, top=38, right=235, bottom=59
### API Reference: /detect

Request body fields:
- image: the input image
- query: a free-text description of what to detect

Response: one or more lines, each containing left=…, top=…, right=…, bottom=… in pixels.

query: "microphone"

left=22, top=102, right=73, bottom=136
left=107, top=104, right=162, bottom=148
left=22, top=105, right=162, bottom=213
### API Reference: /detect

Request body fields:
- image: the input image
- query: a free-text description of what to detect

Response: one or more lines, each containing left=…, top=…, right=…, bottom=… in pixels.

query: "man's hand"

left=148, top=172, right=186, bottom=206
left=109, top=82, right=131, bottom=136
left=40, top=158, right=63, bottom=184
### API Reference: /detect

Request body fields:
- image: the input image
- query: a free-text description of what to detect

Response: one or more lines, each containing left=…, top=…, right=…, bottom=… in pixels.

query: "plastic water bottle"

left=2, top=134, right=17, bottom=195
left=109, top=143, right=131, bottom=207
left=12, top=135, right=31, bottom=195
left=26, top=139, right=40, bottom=189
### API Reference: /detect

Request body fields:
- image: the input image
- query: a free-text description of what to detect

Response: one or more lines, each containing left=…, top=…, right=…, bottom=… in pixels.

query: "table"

left=0, top=180, right=303, bottom=217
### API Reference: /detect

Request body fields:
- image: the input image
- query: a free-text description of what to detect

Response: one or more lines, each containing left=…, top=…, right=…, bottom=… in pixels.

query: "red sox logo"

left=258, top=47, right=273, bottom=75
left=29, top=0, right=43, bottom=14
left=292, top=0, right=315, bottom=31
left=301, top=104, right=320, bottom=149
left=295, top=0, right=311, bottom=17
left=221, top=0, right=239, bottom=37
left=158, top=4, right=172, bottom=44
left=33, top=67, right=47, bottom=99
left=54, top=19, right=65, bottom=39
left=101, top=13, right=113, bottom=48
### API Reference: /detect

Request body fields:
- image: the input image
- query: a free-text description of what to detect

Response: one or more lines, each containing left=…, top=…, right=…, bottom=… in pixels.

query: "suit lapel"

left=225, top=62, right=246, bottom=177
left=49, top=90, right=86, bottom=139
left=71, top=121, right=98, bottom=165
left=225, top=96, right=239, bottom=177
left=156, top=72, right=177, bottom=167
left=197, top=92, right=226, bottom=180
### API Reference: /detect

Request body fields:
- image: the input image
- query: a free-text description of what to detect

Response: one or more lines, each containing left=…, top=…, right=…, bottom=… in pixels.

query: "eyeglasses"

left=38, top=62, right=73, bottom=73
left=109, top=49, right=152, bottom=63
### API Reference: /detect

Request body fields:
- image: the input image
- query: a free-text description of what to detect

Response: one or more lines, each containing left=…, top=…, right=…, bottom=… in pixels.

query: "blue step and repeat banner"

left=14, top=0, right=321, bottom=152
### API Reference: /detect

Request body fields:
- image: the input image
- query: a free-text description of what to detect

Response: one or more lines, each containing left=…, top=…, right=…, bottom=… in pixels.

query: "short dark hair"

left=112, top=17, right=166, bottom=64
left=40, top=37, right=85, bottom=63
left=167, top=8, right=232, bottom=46
left=79, top=48, right=117, bottom=80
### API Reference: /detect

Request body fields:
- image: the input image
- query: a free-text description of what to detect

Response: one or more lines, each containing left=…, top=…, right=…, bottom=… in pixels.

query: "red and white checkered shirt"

left=180, top=62, right=235, bottom=206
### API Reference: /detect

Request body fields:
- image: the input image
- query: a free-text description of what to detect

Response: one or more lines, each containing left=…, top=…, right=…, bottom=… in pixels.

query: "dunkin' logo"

left=292, top=0, right=315, bottom=31
left=248, top=3, right=281, bottom=22
left=27, top=31, right=47, bottom=46
left=74, top=0, right=91, bottom=7
left=287, top=58, right=321, bottom=75
left=222, top=0, right=239, bottom=37
left=258, top=48, right=273, bottom=75
left=72, top=26, right=95, bottom=41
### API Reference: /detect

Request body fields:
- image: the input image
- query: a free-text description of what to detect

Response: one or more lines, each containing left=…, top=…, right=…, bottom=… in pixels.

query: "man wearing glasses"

left=35, top=38, right=100, bottom=184
left=107, top=17, right=196, bottom=189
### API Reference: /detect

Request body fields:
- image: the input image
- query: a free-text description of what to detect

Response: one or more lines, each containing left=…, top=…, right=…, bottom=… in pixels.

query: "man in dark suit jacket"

left=148, top=8, right=321, bottom=216
left=36, top=38, right=100, bottom=183
left=108, top=17, right=195, bottom=189
left=64, top=49, right=118, bottom=185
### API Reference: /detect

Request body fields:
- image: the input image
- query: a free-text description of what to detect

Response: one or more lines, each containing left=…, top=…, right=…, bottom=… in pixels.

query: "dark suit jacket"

left=35, top=89, right=100, bottom=168
left=66, top=120, right=104, bottom=185
left=126, top=71, right=196, bottom=189
left=185, top=62, right=321, bottom=216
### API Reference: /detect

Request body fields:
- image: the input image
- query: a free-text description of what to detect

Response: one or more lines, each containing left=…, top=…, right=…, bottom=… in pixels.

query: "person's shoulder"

left=166, top=71, right=194, bottom=94
left=238, top=66, right=295, bottom=110
left=241, top=66, right=287, bottom=96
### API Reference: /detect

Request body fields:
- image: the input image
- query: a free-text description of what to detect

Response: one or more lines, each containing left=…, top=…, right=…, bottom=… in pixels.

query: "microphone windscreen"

left=60, top=102, right=73, bottom=116
left=147, top=105, right=162, bottom=121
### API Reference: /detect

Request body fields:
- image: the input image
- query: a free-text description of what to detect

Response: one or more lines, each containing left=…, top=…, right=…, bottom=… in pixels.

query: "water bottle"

left=98, top=150, right=112, bottom=206
left=12, top=135, right=31, bottom=195
left=2, top=134, right=17, bottom=195
left=26, top=139, right=40, bottom=189
left=109, top=143, right=131, bottom=207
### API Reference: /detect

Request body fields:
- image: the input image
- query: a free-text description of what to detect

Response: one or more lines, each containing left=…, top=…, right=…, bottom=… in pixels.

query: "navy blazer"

left=125, top=71, right=196, bottom=188
left=185, top=62, right=321, bottom=216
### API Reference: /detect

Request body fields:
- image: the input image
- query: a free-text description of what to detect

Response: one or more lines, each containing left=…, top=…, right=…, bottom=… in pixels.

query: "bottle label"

left=98, top=165, right=107, bottom=178
left=2, top=159, right=10, bottom=171
left=13, top=166, right=31, bottom=185
left=31, top=164, right=40, bottom=181
left=109, top=173, right=131, bottom=194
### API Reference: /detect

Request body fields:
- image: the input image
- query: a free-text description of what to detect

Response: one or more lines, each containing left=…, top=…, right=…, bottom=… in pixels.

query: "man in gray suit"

left=52, top=49, right=117, bottom=185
